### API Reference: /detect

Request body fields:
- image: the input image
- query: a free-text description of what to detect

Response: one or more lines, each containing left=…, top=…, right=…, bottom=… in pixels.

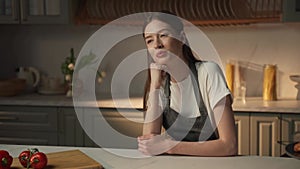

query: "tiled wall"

left=0, top=22, right=299, bottom=99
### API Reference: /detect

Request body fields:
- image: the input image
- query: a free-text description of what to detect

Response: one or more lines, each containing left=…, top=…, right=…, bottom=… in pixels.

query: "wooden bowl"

left=0, top=78, right=26, bottom=96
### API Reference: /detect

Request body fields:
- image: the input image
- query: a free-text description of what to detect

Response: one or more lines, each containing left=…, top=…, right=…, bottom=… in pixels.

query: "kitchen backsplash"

left=0, top=22, right=299, bottom=99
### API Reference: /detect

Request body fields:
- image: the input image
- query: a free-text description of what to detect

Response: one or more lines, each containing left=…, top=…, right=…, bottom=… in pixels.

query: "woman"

left=138, top=11, right=237, bottom=157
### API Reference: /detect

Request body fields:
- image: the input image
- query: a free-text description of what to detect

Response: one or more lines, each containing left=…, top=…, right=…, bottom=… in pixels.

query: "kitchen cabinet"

left=281, top=114, right=300, bottom=155
left=57, top=107, right=98, bottom=147
left=99, top=108, right=143, bottom=139
left=0, top=130, right=57, bottom=145
left=0, top=105, right=58, bottom=145
left=0, top=105, right=97, bottom=147
left=0, top=0, right=72, bottom=24
left=250, top=113, right=281, bottom=157
left=1, top=95, right=299, bottom=155
left=234, top=113, right=250, bottom=155
left=58, top=107, right=85, bottom=146
left=58, top=107, right=143, bottom=148
left=235, top=112, right=300, bottom=157
left=283, top=0, right=300, bottom=22
left=0, top=104, right=143, bottom=148
left=234, top=112, right=281, bottom=157
left=76, top=0, right=282, bottom=26
left=80, top=108, right=143, bottom=149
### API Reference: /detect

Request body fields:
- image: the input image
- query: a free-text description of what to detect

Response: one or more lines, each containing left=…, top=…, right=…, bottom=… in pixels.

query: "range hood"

left=75, top=0, right=283, bottom=26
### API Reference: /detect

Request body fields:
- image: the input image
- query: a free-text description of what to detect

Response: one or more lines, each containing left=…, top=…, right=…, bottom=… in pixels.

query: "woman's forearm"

left=168, top=138, right=237, bottom=156
left=143, top=118, right=162, bottom=135
left=143, top=89, right=163, bottom=135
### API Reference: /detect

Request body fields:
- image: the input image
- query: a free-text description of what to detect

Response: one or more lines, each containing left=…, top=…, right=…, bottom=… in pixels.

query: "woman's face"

left=144, top=19, right=184, bottom=65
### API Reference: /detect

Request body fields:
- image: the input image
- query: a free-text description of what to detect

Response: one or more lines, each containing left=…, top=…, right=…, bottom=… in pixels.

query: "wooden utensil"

left=0, top=78, right=26, bottom=96
left=11, top=150, right=103, bottom=169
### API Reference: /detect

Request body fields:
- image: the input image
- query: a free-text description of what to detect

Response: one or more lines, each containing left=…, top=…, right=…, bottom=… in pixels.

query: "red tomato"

left=0, top=150, right=13, bottom=169
left=18, top=150, right=31, bottom=168
left=30, top=152, right=47, bottom=169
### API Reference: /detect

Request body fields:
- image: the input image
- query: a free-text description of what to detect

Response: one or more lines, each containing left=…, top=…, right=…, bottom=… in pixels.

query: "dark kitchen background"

left=0, top=0, right=299, bottom=98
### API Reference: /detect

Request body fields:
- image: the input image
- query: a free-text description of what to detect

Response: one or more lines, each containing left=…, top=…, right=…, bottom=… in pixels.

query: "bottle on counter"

left=263, top=64, right=277, bottom=101
left=225, top=60, right=235, bottom=95
left=228, top=60, right=247, bottom=103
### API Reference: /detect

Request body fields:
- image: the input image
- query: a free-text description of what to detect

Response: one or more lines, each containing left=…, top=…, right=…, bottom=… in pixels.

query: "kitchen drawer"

left=0, top=130, right=57, bottom=145
left=0, top=106, right=58, bottom=131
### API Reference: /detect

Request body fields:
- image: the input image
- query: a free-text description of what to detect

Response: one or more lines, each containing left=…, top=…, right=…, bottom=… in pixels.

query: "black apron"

left=162, top=61, right=218, bottom=142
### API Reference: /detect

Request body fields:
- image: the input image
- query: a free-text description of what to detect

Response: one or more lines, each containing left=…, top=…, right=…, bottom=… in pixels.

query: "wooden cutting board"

left=11, top=150, right=103, bottom=169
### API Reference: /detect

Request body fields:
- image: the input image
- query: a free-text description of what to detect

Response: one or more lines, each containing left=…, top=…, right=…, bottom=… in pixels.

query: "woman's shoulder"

left=195, top=61, right=223, bottom=75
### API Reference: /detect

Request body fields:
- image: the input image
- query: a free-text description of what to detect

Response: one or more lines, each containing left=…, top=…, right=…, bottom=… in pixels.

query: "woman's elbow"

left=227, top=143, right=238, bottom=156
left=225, top=137, right=238, bottom=156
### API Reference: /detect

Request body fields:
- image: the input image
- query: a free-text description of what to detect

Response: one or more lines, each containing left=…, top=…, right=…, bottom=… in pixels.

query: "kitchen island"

left=1, top=144, right=299, bottom=169
left=0, top=94, right=300, bottom=157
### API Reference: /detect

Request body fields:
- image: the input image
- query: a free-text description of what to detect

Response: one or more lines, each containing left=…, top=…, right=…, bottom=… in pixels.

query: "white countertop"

left=1, top=144, right=299, bottom=169
left=0, top=94, right=300, bottom=113
left=0, top=94, right=143, bottom=109
left=232, top=97, right=300, bottom=113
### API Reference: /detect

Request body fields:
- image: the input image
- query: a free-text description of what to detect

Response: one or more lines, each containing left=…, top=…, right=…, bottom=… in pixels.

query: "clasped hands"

left=137, top=133, right=177, bottom=156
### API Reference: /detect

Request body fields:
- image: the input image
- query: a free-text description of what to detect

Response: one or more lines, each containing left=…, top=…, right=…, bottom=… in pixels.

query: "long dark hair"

left=143, top=11, right=199, bottom=111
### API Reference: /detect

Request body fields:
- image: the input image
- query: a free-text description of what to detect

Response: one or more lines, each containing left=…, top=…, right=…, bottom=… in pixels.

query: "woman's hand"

left=149, top=63, right=167, bottom=89
left=138, top=134, right=176, bottom=156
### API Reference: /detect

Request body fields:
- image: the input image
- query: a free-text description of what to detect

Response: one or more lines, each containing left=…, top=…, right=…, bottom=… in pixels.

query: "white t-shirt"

left=161, top=61, right=231, bottom=128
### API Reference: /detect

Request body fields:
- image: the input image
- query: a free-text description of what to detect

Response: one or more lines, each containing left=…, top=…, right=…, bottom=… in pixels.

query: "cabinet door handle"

left=0, top=116, right=18, bottom=120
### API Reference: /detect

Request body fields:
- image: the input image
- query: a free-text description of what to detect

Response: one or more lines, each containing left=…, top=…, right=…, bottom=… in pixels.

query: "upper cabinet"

left=75, top=0, right=284, bottom=26
left=283, top=0, right=300, bottom=22
left=0, top=0, right=75, bottom=24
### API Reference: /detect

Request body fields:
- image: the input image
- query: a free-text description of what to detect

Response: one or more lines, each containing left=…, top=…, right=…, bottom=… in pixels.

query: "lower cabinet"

left=58, top=107, right=84, bottom=146
left=234, top=113, right=250, bottom=155
left=0, top=106, right=58, bottom=145
left=250, top=113, right=281, bottom=157
left=281, top=114, right=300, bottom=155
left=0, top=130, right=57, bottom=145
left=57, top=107, right=98, bottom=147
left=235, top=112, right=281, bottom=157
left=78, top=108, right=143, bottom=149
left=235, top=112, right=300, bottom=157
left=1, top=104, right=299, bottom=155
left=0, top=105, right=143, bottom=148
